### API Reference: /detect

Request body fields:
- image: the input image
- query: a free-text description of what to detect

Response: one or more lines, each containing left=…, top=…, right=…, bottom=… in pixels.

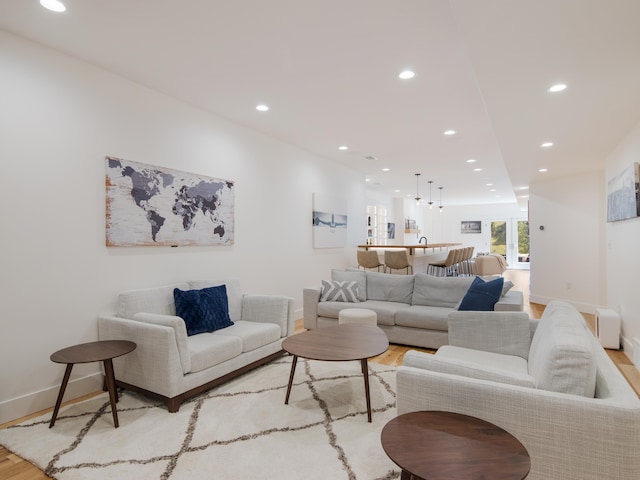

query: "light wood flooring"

left=2, top=269, right=639, bottom=480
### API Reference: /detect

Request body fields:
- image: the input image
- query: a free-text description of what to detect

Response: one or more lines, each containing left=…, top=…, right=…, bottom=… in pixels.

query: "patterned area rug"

left=0, top=357, right=400, bottom=479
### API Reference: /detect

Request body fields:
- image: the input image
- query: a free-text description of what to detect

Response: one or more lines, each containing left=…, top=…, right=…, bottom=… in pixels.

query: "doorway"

left=489, top=218, right=529, bottom=270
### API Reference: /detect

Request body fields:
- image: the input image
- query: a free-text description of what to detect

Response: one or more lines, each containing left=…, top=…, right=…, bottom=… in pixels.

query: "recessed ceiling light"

left=539, top=168, right=548, bottom=173
left=443, top=130, right=456, bottom=136
left=473, top=168, right=483, bottom=172
left=382, top=168, right=390, bottom=172
left=40, top=0, right=66, bottom=12
left=256, top=104, right=269, bottom=112
left=541, top=142, right=553, bottom=148
left=338, top=145, right=348, bottom=151
left=548, top=83, right=567, bottom=92
left=490, top=189, right=497, bottom=192
left=485, top=183, right=493, bottom=186
left=365, top=178, right=370, bottom=182
left=466, top=159, right=476, bottom=163
left=394, top=189, right=400, bottom=193
left=399, top=70, right=415, bottom=79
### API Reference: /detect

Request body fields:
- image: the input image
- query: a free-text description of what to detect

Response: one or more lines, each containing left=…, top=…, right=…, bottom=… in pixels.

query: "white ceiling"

left=2, top=0, right=640, bottom=208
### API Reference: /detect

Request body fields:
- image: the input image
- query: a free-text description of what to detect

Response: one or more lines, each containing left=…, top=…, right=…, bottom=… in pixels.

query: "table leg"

left=284, top=355, right=298, bottom=404
left=103, top=359, right=120, bottom=428
left=400, top=470, right=413, bottom=480
left=49, top=363, right=73, bottom=428
left=361, top=359, right=372, bottom=422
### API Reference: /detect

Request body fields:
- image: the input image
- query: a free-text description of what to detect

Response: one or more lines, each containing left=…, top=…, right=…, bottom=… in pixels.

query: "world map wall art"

left=105, top=157, right=235, bottom=246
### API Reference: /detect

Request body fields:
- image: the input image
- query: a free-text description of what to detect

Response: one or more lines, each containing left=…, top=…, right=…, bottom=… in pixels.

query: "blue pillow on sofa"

left=174, top=285, right=234, bottom=336
left=458, top=276, right=504, bottom=311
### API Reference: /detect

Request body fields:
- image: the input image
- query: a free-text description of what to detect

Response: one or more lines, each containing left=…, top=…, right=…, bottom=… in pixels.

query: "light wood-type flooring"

left=2, top=269, right=639, bottom=480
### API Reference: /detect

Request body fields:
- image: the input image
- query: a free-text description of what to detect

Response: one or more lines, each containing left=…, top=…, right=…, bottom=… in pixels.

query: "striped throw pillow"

left=320, top=280, right=360, bottom=303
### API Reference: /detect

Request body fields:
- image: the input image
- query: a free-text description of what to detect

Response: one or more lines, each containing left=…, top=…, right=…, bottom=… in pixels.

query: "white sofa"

left=98, top=279, right=294, bottom=412
left=396, top=301, right=640, bottom=480
left=303, top=269, right=523, bottom=349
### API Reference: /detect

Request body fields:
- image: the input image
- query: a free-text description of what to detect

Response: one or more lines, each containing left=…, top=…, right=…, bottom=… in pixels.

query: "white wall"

left=605, top=121, right=640, bottom=358
left=0, top=30, right=365, bottom=422
left=528, top=171, right=606, bottom=313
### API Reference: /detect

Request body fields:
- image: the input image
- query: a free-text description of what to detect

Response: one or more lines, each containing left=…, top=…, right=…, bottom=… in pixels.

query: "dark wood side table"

left=381, top=411, right=531, bottom=480
left=282, top=324, right=389, bottom=422
left=49, top=340, right=136, bottom=428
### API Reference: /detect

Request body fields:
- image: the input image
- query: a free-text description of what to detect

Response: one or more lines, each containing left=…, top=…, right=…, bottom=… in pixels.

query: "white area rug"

left=0, top=357, right=400, bottom=479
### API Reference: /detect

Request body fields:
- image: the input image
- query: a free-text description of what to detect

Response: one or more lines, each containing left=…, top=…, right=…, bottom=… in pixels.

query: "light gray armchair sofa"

left=98, top=279, right=294, bottom=412
left=396, top=301, right=640, bottom=480
left=304, top=269, right=523, bottom=349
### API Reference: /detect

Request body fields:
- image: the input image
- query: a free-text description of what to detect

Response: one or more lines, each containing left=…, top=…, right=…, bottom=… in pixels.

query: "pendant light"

left=438, top=186, right=444, bottom=213
left=414, top=173, right=421, bottom=206
left=427, top=180, right=434, bottom=209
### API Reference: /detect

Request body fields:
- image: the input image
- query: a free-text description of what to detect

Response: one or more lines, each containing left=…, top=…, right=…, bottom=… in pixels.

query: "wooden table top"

left=381, top=411, right=531, bottom=480
left=50, top=340, right=137, bottom=364
left=282, top=324, right=389, bottom=361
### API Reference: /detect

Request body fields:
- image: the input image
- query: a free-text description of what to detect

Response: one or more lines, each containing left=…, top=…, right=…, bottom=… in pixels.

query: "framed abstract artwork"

left=105, top=157, right=235, bottom=246
left=607, top=162, right=640, bottom=222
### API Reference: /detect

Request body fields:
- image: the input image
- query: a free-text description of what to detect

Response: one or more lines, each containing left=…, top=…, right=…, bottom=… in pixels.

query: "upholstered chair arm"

left=131, top=312, right=191, bottom=374
left=303, top=287, right=321, bottom=329
left=396, top=365, right=640, bottom=480
left=97, top=315, right=186, bottom=398
left=447, top=311, right=532, bottom=359
left=495, top=290, right=524, bottom=311
left=241, top=295, right=295, bottom=337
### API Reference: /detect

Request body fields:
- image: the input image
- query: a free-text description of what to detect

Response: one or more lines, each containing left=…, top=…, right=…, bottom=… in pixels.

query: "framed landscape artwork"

left=105, top=157, right=235, bottom=246
left=312, top=193, right=348, bottom=248
left=607, top=162, right=640, bottom=222
left=461, top=220, right=481, bottom=234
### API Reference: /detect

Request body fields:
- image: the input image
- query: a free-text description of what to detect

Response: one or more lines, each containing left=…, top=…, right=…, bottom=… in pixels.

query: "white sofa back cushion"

left=365, top=271, right=414, bottom=304
left=412, top=274, right=474, bottom=308
left=529, top=301, right=597, bottom=397
left=189, top=279, right=243, bottom=322
left=116, top=282, right=190, bottom=319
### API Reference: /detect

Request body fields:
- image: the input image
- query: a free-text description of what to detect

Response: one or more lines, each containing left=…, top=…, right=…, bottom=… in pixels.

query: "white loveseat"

left=396, top=301, right=640, bottom=480
left=98, top=279, right=294, bottom=412
left=303, top=269, right=523, bottom=349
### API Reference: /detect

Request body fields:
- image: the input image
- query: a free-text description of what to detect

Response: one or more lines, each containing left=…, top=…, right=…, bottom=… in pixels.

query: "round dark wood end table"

left=49, top=340, right=136, bottom=428
left=282, top=324, right=389, bottom=422
left=381, top=411, right=531, bottom=480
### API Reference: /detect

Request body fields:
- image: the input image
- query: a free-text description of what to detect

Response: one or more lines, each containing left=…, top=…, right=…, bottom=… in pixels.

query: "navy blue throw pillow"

left=173, top=285, right=234, bottom=336
left=458, top=276, right=504, bottom=311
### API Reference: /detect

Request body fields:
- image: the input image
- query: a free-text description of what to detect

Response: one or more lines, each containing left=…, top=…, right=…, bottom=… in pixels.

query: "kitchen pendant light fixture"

left=427, top=180, right=434, bottom=209
left=438, top=186, right=444, bottom=212
left=414, top=173, right=421, bottom=206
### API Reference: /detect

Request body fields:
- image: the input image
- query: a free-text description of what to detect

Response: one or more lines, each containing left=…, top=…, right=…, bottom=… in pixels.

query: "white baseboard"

left=0, top=372, right=103, bottom=425
left=528, top=294, right=602, bottom=315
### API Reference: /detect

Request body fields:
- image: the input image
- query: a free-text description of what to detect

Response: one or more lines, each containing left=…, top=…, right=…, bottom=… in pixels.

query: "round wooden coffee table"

left=282, top=323, right=389, bottom=422
left=381, top=411, right=531, bottom=480
left=49, top=340, right=136, bottom=428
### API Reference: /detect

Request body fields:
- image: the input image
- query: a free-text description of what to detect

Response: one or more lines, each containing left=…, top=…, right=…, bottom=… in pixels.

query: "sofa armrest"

left=403, top=350, right=534, bottom=388
left=241, top=294, right=295, bottom=337
left=131, top=312, right=190, bottom=374
left=303, top=287, right=321, bottom=329
left=447, top=311, right=532, bottom=358
left=495, top=289, right=523, bottom=311
left=396, top=366, right=640, bottom=480
left=97, top=315, right=186, bottom=397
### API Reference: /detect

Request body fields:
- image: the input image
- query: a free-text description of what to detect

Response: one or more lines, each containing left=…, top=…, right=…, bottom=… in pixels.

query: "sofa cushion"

left=528, top=301, right=597, bottom=397
left=332, top=269, right=367, bottom=301
left=458, top=276, right=504, bottom=311
left=116, top=282, right=190, bottom=319
left=187, top=332, right=243, bottom=373
left=395, top=305, right=451, bottom=331
left=174, top=285, right=234, bottom=336
left=189, top=279, right=243, bottom=323
left=214, top=320, right=281, bottom=353
left=365, top=271, right=414, bottom=304
left=412, top=274, right=474, bottom=308
left=317, top=300, right=410, bottom=326
left=320, top=280, right=360, bottom=303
